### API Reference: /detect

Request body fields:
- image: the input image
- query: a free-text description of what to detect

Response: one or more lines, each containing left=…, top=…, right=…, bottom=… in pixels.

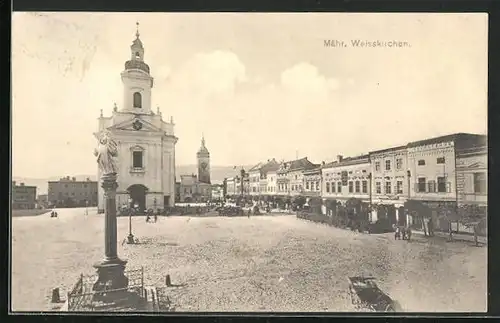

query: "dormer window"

left=133, top=92, right=142, bottom=108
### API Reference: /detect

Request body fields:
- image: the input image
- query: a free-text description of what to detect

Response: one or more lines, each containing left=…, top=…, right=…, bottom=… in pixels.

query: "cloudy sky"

left=12, top=12, right=487, bottom=179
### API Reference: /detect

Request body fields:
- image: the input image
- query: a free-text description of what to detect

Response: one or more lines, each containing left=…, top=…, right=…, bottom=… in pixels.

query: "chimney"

left=322, top=161, right=325, bottom=166
left=20, top=183, right=25, bottom=186
left=12, top=181, right=16, bottom=186
left=72, top=177, right=76, bottom=181
left=67, top=176, right=70, bottom=180
left=337, top=155, right=343, bottom=163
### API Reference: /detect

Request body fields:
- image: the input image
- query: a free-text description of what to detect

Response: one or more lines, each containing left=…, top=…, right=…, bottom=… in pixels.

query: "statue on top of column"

left=94, top=131, right=118, bottom=175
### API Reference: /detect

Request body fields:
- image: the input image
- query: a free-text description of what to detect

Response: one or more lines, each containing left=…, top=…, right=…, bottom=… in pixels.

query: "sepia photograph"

left=11, top=12, right=487, bottom=313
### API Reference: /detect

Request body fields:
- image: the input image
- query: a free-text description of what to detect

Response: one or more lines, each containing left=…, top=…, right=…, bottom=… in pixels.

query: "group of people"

left=394, top=225, right=412, bottom=240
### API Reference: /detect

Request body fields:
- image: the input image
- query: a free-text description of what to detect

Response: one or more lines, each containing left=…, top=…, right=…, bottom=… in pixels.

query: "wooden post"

left=165, top=274, right=172, bottom=287
left=51, top=288, right=61, bottom=303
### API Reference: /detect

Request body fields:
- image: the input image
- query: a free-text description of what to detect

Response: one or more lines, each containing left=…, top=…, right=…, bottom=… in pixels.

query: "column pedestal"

left=92, top=173, right=129, bottom=295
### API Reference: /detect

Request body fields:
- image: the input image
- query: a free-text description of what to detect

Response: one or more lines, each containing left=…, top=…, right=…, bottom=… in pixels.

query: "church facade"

left=95, top=26, right=177, bottom=213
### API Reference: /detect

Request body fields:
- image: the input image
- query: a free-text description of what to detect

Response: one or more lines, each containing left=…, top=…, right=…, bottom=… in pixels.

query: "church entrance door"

left=127, top=184, right=148, bottom=214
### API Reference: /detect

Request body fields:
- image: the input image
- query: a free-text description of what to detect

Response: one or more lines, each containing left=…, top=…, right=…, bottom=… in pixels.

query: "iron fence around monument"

left=67, top=267, right=144, bottom=311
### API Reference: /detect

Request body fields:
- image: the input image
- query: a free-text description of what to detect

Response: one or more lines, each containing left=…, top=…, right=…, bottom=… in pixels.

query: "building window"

left=385, top=182, right=391, bottom=194
left=326, top=182, right=330, bottom=193
left=396, top=181, right=403, bottom=194
left=385, top=160, right=391, bottom=171
left=437, top=177, right=447, bottom=193
left=306, top=182, right=309, bottom=190
left=355, top=181, right=360, bottom=193
left=316, top=182, right=319, bottom=191
left=396, top=158, right=403, bottom=170
left=418, top=159, right=425, bottom=166
left=133, top=92, right=142, bottom=108
left=331, top=182, right=336, bottom=193
left=362, top=180, right=368, bottom=193
left=337, top=182, right=342, bottom=193
left=133, top=151, right=143, bottom=168
left=375, top=182, right=381, bottom=194
left=418, top=177, right=426, bottom=192
left=474, top=172, right=486, bottom=193
left=437, top=157, right=445, bottom=164
left=375, top=162, right=380, bottom=172
left=348, top=181, right=353, bottom=193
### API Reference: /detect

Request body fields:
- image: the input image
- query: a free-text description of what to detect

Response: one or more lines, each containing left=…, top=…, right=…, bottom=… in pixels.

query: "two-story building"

left=290, top=158, right=317, bottom=196
left=321, top=154, right=371, bottom=216
left=225, top=176, right=238, bottom=197
left=258, top=159, right=279, bottom=197
left=266, top=169, right=278, bottom=196
left=406, top=133, right=487, bottom=231
left=369, top=145, right=409, bottom=226
left=276, top=161, right=290, bottom=196
left=248, top=163, right=262, bottom=196
left=48, top=176, right=98, bottom=208
left=12, top=181, right=37, bottom=210
left=302, top=165, right=323, bottom=209
left=178, top=174, right=211, bottom=203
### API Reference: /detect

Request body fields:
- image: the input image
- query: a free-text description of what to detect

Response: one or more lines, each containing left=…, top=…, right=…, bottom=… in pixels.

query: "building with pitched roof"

left=276, top=157, right=316, bottom=196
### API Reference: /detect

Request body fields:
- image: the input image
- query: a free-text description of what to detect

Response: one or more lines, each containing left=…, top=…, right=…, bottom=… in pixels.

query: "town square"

left=11, top=13, right=487, bottom=312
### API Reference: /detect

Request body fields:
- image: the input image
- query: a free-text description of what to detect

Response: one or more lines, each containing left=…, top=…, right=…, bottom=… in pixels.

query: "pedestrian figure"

left=428, top=217, right=434, bottom=237
left=146, top=213, right=150, bottom=223
left=154, top=213, right=158, bottom=223
left=406, top=226, right=412, bottom=241
left=394, top=226, right=401, bottom=240
left=248, top=208, right=251, bottom=218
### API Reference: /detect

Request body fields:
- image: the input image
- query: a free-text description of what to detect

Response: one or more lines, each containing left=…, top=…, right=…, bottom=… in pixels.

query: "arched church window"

left=133, top=92, right=142, bottom=108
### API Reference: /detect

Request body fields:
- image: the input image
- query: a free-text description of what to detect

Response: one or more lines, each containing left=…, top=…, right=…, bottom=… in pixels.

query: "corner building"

left=95, top=26, right=177, bottom=213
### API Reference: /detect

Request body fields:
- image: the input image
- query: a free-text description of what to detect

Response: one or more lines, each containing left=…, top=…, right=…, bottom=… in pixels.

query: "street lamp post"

left=153, top=197, right=157, bottom=211
left=85, top=200, right=89, bottom=216
left=127, top=197, right=135, bottom=244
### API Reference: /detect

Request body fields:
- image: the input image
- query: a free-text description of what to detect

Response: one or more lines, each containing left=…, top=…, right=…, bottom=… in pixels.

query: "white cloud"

left=280, top=62, right=339, bottom=102
left=170, top=50, right=246, bottom=99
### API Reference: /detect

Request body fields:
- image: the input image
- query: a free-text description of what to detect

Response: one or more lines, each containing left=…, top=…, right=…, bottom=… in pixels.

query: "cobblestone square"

left=11, top=208, right=486, bottom=312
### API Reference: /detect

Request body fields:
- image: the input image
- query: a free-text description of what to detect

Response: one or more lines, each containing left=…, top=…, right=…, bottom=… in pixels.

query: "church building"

left=177, top=135, right=212, bottom=203
left=95, top=24, right=177, bottom=213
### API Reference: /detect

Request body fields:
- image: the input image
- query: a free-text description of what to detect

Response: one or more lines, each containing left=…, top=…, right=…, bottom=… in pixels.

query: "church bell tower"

left=120, top=22, right=154, bottom=114
left=197, top=134, right=211, bottom=184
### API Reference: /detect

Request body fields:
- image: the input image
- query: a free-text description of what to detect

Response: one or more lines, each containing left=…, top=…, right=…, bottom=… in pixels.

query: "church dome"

left=125, top=60, right=150, bottom=74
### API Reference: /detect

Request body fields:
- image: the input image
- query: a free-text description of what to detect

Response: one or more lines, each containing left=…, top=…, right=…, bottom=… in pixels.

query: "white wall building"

left=95, top=27, right=177, bottom=213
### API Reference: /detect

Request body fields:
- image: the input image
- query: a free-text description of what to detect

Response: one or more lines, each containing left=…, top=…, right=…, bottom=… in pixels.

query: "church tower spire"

left=197, top=134, right=211, bottom=184
left=121, top=22, right=154, bottom=113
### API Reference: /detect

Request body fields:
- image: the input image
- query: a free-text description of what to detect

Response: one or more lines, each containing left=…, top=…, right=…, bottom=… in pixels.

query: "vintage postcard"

left=11, top=12, right=487, bottom=313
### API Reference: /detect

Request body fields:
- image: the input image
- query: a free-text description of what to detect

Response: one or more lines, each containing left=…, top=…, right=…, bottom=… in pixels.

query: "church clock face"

left=201, top=161, right=208, bottom=170
left=132, top=120, right=143, bottom=130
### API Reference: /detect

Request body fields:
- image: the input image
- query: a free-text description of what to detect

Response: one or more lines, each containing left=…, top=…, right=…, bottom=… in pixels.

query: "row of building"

left=11, top=177, right=99, bottom=210
left=224, top=133, right=487, bottom=229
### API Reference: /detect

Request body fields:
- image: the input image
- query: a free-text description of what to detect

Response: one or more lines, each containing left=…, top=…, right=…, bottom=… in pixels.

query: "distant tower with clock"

left=94, top=23, right=177, bottom=213
left=197, top=134, right=211, bottom=184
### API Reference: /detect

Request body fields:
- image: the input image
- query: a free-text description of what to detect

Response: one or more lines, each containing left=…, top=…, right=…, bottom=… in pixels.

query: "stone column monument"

left=92, top=131, right=129, bottom=294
